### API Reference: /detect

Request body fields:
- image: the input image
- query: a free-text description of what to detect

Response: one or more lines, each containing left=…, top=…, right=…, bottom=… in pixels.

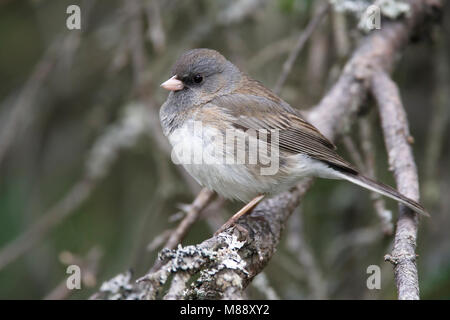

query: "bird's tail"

left=333, top=171, right=429, bottom=217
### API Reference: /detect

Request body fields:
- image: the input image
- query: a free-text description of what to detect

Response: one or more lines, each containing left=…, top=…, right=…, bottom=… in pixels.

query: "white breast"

left=166, top=120, right=338, bottom=201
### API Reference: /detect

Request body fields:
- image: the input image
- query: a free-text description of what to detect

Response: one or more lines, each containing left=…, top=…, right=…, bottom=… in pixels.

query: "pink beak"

left=160, top=75, right=184, bottom=91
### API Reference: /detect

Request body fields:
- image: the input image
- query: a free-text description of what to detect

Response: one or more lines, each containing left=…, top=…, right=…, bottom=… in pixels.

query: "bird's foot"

left=213, top=195, right=264, bottom=236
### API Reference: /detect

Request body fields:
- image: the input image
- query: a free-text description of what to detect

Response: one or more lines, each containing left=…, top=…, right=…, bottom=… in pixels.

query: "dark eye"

left=193, top=74, right=203, bottom=83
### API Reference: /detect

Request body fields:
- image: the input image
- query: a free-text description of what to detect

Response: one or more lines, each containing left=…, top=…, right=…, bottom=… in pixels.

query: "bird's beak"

left=160, top=75, right=184, bottom=91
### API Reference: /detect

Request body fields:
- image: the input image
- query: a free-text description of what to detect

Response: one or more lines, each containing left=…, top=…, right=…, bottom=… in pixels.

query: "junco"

left=159, top=48, right=427, bottom=230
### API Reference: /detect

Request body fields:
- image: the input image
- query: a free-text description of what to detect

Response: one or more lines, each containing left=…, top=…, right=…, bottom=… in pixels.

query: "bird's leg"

left=214, top=195, right=265, bottom=236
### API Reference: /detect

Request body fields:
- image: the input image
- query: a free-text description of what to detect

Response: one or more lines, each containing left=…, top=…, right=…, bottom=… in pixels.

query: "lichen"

left=99, top=271, right=143, bottom=300
left=147, top=233, right=249, bottom=299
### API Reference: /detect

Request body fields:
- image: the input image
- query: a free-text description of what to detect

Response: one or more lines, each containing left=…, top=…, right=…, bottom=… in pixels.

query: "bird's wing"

left=209, top=89, right=358, bottom=174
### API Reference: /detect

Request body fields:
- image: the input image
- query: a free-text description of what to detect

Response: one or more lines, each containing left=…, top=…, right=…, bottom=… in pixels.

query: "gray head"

left=160, top=49, right=241, bottom=108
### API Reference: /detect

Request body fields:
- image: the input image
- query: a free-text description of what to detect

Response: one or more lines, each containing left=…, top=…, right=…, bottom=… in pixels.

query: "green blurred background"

left=0, top=0, right=449, bottom=299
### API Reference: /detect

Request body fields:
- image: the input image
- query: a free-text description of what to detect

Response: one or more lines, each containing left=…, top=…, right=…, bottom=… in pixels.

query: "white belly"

left=167, top=120, right=337, bottom=201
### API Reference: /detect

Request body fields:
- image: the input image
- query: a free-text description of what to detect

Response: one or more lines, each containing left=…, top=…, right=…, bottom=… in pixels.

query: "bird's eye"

left=193, top=74, right=203, bottom=83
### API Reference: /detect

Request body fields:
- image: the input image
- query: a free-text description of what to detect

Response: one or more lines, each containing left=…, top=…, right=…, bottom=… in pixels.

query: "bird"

left=159, top=48, right=428, bottom=233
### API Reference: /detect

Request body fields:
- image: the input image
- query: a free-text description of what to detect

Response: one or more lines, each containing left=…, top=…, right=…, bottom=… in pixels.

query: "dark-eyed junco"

left=159, top=48, right=427, bottom=228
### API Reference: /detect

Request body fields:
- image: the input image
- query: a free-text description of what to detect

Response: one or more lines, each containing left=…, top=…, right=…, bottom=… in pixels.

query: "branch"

left=273, top=1, right=330, bottom=94
left=343, top=118, right=394, bottom=235
left=148, top=188, right=216, bottom=272
left=286, top=210, right=327, bottom=299
left=359, top=116, right=393, bottom=235
left=372, top=70, right=421, bottom=300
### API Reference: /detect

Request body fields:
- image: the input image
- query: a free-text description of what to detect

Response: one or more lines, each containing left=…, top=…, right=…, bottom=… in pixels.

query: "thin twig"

left=149, top=188, right=216, bottom=272
left=342, top=136, right=366, bottom=170
left=342, top=119, right=393, bottom=234
left=359, top=116, right=393, bottom=235
left=163, top=189, right=216, bottom=252
left=248, top=34, right=299, bottom=70
left=286, top=209, right=327, bottom=299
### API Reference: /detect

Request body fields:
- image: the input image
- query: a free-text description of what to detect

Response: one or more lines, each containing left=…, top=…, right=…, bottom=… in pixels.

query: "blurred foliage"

left=0, top=0, right=449, bottom=299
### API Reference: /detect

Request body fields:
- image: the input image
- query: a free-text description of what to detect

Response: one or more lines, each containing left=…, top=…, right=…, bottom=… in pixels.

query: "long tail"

left=334, top=171, right=429, bottom=217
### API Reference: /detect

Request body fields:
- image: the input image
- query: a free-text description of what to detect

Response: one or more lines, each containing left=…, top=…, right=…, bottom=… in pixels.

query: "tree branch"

left=372, top=70, right=421, bottom=300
